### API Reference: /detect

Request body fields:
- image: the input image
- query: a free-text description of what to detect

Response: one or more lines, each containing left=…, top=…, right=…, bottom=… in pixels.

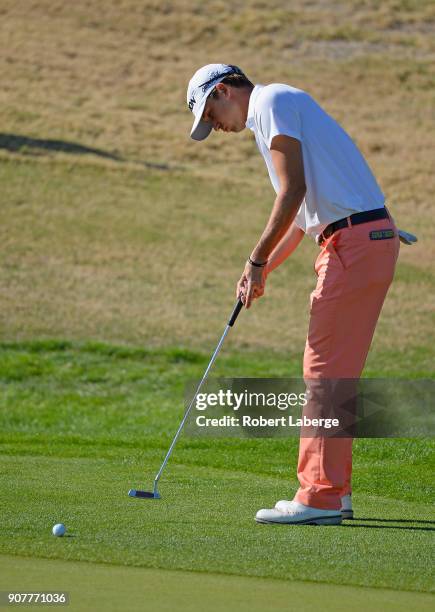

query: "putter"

left=128, top=297, right=244, bottom=500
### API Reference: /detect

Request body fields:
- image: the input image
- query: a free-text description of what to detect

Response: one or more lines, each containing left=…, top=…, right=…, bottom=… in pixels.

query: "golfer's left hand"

left=236, top=262, right=266, bottom=309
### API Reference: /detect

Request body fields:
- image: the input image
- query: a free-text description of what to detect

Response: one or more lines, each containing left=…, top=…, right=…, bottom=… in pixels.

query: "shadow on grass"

left=343, top=520, right=435, bottom=532
left=355, top=517, right=435, bottom=525
left=0, top=133, right=171, bottom=170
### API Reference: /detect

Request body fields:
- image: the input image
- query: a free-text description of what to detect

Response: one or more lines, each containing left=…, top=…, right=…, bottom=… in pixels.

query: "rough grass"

left=0, top=1, right=434, bottom=355
left=0, top=1, right=434, bottom=185
left=1, top=160, right=434, bottom=361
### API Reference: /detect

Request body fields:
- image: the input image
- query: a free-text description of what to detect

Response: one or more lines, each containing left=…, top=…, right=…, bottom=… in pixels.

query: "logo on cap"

left=188, top=96, right=196, bottom=111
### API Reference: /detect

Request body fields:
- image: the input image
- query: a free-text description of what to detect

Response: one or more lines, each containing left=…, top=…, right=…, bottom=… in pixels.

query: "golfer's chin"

left=220, top=124, right=245, bottom=134
left=229, top=124, right=246, bottom=134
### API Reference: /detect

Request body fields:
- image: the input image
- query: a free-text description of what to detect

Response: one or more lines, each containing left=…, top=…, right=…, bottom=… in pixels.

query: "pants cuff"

left=294, top=491, right=341, bottom=511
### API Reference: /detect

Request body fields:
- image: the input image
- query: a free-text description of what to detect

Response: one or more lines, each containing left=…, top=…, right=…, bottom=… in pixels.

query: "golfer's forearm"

left=266, top=222, right=305, bottom=274
left=250, top=188, right=305, bottom=263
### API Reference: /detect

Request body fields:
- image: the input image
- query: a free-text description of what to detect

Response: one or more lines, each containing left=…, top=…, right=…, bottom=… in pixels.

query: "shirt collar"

left=246, top=84, right=264, bottom=130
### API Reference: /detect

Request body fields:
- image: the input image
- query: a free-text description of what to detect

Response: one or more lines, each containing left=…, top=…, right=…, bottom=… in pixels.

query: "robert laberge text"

left=196, top=415, right=339, bottom=429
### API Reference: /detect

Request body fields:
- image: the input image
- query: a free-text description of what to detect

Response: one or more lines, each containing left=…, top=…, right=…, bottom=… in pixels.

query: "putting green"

left=1, top=555, right=433, bottom=612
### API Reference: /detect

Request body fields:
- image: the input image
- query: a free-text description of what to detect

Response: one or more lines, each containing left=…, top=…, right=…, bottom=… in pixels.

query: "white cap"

left=187, top=64, right=245, bottom=141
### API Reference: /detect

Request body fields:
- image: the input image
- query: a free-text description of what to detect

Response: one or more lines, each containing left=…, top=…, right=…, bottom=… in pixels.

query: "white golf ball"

left=52, top=523, right=66, bottom=537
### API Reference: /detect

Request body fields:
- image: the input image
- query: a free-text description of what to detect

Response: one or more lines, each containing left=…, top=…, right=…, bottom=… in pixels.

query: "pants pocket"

left=325, top=240, right=345, bottom=271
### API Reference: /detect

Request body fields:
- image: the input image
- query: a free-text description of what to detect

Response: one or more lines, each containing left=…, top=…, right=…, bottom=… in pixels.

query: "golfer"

left=186, top=64, right=400, bottom=525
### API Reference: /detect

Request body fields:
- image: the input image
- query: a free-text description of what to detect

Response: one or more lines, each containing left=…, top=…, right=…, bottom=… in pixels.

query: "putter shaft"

left=130, top=298, right=243, bottom=499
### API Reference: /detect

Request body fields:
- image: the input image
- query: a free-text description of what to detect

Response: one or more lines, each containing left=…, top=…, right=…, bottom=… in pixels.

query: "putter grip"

left=228, top=298, right=243, bottom=327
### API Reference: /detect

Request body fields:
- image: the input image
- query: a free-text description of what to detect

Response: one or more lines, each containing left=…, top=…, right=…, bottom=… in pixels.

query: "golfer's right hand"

left=236, top=261, right=266, bottom=309
left=236, top=273, right=248, bottom=304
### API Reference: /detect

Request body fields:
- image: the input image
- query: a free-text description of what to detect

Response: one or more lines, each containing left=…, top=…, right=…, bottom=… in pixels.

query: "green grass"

left=2, top=556, right=434, bottom=612
left=0, top=342, right=434, bottom=600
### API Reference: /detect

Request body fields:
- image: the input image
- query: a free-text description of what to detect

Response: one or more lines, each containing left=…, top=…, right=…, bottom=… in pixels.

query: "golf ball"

left=52, top=523, right=66, bottom=537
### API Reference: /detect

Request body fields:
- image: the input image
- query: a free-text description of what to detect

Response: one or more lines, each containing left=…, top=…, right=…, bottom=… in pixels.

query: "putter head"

left=128, top=489, right=161, bottom=499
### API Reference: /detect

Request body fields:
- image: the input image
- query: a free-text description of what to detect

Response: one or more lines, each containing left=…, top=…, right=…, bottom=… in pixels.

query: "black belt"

left=318, top=208, right=389, bottom=245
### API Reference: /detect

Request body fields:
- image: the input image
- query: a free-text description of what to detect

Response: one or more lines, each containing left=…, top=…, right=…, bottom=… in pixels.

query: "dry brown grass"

left=1, top=0, right=434, bottom=171
left=0, top=0, right=434, bottom=364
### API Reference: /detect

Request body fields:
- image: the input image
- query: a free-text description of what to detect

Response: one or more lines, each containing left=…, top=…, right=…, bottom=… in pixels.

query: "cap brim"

left=190, top=86, right=214, bottom=141
left=191, top=118, right=213, bottom=141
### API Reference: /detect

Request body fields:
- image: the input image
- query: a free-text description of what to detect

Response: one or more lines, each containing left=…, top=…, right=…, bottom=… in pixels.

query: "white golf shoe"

left=255, top=500, right=342, bottom=525
left=340, top=494, right=353, bottom=519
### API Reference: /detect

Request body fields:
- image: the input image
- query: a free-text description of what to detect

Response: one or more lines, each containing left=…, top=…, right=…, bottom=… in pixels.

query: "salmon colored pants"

left=294, top=212, right=400, bottom=510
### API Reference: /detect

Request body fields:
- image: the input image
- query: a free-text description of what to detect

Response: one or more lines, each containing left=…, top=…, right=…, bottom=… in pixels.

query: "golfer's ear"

left=270, top=135, right=306, bottom=195
left=214, top=83, right=226, bottom=97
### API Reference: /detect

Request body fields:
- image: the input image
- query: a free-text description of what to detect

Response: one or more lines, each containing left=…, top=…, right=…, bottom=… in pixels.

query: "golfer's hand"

left=236, top=262, right=266, bottom=309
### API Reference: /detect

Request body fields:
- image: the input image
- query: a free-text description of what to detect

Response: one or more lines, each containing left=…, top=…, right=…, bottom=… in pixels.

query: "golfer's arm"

left=265, top=221, right=305, bottom=274
left=250, top=190, right=304, bottom=264
left=250, top=135, right=306, bottom=264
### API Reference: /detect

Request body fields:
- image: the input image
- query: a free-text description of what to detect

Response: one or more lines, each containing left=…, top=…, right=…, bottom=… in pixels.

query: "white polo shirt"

left=245, top=84, right=385, bottom=240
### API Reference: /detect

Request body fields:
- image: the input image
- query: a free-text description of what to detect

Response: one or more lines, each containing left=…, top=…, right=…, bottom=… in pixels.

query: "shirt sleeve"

left=257, top=88, right=302, bottom=149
